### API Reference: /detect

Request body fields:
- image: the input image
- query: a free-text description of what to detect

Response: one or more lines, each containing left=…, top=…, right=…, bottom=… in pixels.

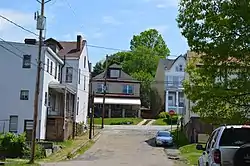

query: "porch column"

left=176, top=91, right=179, bottom=114
left=108, top=108, right=111, bottom=118
left=122, top=109, right=125, bottom=118
left=165, top=90, right=169, bottom=112
left=138, top=109, right=141, bottom=118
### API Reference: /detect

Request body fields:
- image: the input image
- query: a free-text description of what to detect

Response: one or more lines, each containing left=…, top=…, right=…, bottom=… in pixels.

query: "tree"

left=92, top=29, right=170, bottom=109
left=130, top=29, right=170, bottom=58
left=92, top=61, right=104, bottom=77
left=178, top=0, right=250, bottom=122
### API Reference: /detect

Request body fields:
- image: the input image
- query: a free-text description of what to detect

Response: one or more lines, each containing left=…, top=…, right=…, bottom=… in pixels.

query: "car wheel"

left=155, top=141, right=158, bottom=147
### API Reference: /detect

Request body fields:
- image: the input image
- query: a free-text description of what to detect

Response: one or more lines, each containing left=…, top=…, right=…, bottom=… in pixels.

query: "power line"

left=0, top=14, right=180, bottom=57
left=0, top=15, right=39, bottom=37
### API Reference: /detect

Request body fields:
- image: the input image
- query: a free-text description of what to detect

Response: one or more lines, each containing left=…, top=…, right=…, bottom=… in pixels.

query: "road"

left=43, top=125, right=176, bottom=166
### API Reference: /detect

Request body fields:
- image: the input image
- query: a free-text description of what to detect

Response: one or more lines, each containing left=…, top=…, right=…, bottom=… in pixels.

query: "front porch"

left=93, top=97, right=141, bottom=118
left=45, top=82, right=76, bottom=141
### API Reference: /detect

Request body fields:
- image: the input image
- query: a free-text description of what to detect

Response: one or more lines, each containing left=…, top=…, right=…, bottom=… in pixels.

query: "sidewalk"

left=137, top=119, right=147, bottom=125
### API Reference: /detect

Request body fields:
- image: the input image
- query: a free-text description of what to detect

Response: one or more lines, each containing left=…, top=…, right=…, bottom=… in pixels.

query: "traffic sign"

left=169, top=110, right=175, bottom=116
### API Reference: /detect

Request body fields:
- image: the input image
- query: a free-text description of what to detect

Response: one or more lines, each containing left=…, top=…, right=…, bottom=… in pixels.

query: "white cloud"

left=144, top=0, right=179, bottom=8
left=102, top=16, right=122, bottom=26
left=0, top=9, right=37, bottom=42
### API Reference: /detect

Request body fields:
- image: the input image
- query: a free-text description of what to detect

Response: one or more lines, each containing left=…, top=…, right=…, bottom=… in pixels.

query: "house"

left=91, top=64, right=141, bottom=118
left=153, top=55, right=186, bottom=115
left=0, top=35, right=90, bottom=141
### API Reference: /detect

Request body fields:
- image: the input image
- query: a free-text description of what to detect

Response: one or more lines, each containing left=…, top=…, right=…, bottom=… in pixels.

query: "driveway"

left=43, top=125, right=175, bottom=166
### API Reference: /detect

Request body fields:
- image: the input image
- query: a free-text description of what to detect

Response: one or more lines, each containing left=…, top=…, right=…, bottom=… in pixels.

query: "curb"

left=67, top=131, right=102, bottom=160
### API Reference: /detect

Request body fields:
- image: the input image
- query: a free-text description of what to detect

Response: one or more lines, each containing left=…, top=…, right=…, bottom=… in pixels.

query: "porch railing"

left=47, top=107, right=63, bottom=116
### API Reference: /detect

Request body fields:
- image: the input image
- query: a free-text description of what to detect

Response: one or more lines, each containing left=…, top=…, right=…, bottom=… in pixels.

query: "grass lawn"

left=152, top=118, right=168, bottom=125
left=179, top=144, right=204, bottom=166
left=0, top=159, right=40, bottom=166
left=89, top=118, right=143, bottom=125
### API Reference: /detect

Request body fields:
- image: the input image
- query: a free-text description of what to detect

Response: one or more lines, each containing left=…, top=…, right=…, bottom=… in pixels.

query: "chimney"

left=77, top=35, right=82, bottom=51
left=24, top=39, right=37, bottom=45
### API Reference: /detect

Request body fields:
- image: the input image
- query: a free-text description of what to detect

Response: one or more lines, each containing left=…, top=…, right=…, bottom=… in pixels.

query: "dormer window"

left=110, top=69, right=120, bottom=78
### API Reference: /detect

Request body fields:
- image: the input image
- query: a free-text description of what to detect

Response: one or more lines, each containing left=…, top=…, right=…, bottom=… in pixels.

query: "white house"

left=0, top=35, right=90, bottom=141
left=153, top=55, right=187, bottom=115
left=164, top=55, right=186, bottom=114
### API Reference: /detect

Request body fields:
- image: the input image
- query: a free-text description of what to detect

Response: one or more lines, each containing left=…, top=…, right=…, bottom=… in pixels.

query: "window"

left=46, top=58, right=49, bottom=72
left=84, top=76, right=86, bottom=90
left=22, top=55, right=31, bottom=68
left=179, top=76, right=184, bottom=86
left=20, top=90, right=29, bottom=100
left=219, top=128, right=250, bottom=146
left=167, top=76, right=173, bottom=86
left=9, top=116, right=18, bottom=133
left=84, top=56, right=86, bottom=68
left=173, top=76, right=179, bottom=86
left=176, top=64, right=184, bottom=72
left=97, top=83, right=108, bottom=93
left=66, top=67, right=73, bottom=83
left=78, top=69, right=81, bottom=84
left=123, top=85, right=133, bottom=94
left=44, top=92, right=48, bottom=106
left=110, top=69, right=120, bottom=78
left=168, top=96, right=173, bottom=100
left=50, top=61, right=53, bottom=75
left=55, top=63, right=58, bottom=79
left=58, top=65, right=61, bottom=81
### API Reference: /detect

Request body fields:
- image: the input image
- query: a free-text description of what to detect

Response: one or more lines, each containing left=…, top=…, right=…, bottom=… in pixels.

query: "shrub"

left=0, top=132, right=26, bottom=158
left=157, top=112, right=170, bottom=119
left=23, top=144, right=46, bottom=159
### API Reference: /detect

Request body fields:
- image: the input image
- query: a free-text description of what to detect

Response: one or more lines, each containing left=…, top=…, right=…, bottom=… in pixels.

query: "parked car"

left=196, top=125, right=250, bottom=166
left=155, top=130, right=173, bottom=147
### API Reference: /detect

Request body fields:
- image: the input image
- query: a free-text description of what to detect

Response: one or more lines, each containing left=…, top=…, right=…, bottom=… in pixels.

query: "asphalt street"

left=42, top=125, right=176, bottom=166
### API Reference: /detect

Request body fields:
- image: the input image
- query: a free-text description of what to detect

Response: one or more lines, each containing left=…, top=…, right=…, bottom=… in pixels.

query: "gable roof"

left=58, top=41, right=86, bottom=58
left=160, top=54, right=186, bottom=70
left=44, top=38, right=63, bottom=49
left=109, top=63, right=122, bottom=69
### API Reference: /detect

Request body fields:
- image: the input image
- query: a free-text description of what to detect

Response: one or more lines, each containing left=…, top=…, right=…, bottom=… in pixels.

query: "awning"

left=49, top=81, right=76, bottom=94
left=94, top=97, right=141, bottom=105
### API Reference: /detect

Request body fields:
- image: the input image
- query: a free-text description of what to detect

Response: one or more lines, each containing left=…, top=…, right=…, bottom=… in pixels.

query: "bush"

left=0, top=132, right=26, bottom=158
left=23, top=144, right=46, bottom=159
left=157, top=112, right=170, bottom=119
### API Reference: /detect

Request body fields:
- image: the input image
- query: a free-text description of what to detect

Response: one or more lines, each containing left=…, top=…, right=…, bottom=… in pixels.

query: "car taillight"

left=213, top=149, right=221, bottom=164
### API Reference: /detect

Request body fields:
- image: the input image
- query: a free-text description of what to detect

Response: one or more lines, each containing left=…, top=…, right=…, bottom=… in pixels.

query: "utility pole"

left=88, top=74, right=94, bottom=139
left=29, top=0, right=51, bottom=164
left=101, top=55, right=108, bottom=129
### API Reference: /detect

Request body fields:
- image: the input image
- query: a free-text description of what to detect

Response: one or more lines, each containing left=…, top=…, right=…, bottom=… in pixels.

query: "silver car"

left=155, top=130, right=173, bottom=147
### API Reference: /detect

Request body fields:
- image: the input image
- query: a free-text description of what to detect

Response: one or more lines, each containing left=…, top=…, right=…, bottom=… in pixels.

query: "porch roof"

left=94, top=97, right=141, bottom=105
left=48, top=81, right=76, bottom=94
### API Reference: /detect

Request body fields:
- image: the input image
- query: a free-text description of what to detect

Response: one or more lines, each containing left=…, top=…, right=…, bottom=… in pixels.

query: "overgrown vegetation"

left=0, top=133, right=45, bottom=160
left=179, top=144, right=203, bottom=166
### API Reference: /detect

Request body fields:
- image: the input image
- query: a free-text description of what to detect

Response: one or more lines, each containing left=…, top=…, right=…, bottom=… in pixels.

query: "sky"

left=0, top=0, right=189, bottom=65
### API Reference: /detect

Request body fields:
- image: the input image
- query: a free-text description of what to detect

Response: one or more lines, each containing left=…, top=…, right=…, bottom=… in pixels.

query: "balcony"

left=47, top=107, right=63, bottom=117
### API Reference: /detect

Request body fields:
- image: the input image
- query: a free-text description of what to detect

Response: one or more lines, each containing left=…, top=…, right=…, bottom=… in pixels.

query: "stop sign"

left=169, top=110, right=175, bottom=116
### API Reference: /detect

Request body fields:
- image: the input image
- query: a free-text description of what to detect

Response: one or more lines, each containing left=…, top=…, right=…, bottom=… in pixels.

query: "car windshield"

left=157, top=131, right=170, bottom=137
left=219, top=128, right=250, bottom=146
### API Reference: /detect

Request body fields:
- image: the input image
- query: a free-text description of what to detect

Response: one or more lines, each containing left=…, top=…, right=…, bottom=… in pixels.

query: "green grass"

left=152, top=118, right=168, bottom=125
left=89, top=118, right=143, bottom=125
left=0, top=159, right=39, bottom=166
left=179, top=144, right=204, bottom=166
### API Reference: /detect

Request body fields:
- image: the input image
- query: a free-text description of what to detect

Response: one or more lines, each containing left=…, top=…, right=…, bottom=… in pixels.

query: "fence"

left=0, top=119, right=9, bottom=133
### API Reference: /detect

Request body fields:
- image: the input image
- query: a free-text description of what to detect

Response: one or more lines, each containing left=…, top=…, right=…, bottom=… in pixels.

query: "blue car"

left=155, top=130, right=174, bottom=147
